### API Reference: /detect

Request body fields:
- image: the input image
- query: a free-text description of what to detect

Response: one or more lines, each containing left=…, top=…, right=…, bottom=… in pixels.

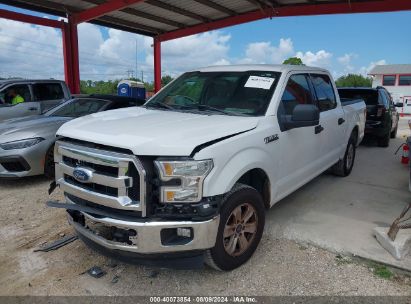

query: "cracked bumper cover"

left=68, top=211, right=220, bottom=255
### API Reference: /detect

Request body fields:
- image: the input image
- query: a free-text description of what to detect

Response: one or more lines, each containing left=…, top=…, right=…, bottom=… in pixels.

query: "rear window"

left=338, top=89, right=379, bottom=106
left=33, top=83, right=64, bottom=101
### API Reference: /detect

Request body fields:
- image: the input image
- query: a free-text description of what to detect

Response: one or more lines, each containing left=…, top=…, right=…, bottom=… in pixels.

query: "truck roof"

left=196, top=64, right=329, bottom=73
left=0, top=79, right=65, bottom=87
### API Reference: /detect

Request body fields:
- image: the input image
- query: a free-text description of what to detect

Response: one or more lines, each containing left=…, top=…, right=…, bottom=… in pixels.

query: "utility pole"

left=135, top=38, right=138, bottom=81
left=141, top=71, right=144, bottom=82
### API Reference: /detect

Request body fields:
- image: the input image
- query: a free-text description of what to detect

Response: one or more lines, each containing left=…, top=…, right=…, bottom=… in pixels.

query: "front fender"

left=201, top=147, right=277, bottom=200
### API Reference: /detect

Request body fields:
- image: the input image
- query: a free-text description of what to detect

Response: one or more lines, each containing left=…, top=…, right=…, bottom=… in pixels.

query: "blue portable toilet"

left=117, top=80, right=146, bottom=100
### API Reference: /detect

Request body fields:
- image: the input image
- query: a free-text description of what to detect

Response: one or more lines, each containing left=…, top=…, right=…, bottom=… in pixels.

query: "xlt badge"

left=264, top=134, right=279, bottom=144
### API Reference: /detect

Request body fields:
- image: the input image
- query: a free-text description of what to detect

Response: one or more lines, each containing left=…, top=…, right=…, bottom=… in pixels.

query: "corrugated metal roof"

left=2, top=0, right=407, bottom=39
left=369, top=64, right=411, bottom=75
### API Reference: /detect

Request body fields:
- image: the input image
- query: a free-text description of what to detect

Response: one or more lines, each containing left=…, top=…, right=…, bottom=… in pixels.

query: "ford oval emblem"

left=73, top=167, right=93, bottom=183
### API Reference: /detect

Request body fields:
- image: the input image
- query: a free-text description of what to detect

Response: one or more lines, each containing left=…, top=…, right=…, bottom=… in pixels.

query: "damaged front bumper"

left=67, top=209, right=220, bottom=255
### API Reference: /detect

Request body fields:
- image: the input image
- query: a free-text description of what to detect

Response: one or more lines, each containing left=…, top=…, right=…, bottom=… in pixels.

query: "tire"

left=44, top=144, right=55, bottom=179
left=331, top=135, right=356, bottom=177
left=205, top=184, right=265, bottom=271
left=390, top=124, right=398, bottom=139
left=378, top=131, right=390, bottom=147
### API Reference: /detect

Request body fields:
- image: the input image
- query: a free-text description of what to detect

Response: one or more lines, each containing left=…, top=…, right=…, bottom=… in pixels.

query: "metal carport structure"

left=1, top=0, right=411, bottom=94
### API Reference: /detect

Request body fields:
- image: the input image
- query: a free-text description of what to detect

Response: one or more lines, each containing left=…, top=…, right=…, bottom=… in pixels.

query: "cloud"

left=358, top=59, right=387, bottom=76
left=239, top=38, right=294, bottom=64
left=295, top=50, right=333, bottom=67
left=144, top=31, right=231, bottom=77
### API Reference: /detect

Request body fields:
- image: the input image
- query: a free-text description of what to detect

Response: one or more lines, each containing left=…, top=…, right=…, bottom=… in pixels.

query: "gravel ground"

left=0, top=176, right=409, bottom=296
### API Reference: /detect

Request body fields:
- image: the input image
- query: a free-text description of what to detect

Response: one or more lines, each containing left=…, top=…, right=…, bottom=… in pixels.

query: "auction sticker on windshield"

left=244, top=75, right=275, bottom=90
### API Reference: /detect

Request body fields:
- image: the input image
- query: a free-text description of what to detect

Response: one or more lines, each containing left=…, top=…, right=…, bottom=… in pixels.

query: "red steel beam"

left=0, top=8, right=62, bottom=28
left=74, top=0, right=145, bottom=24
left=68, top=15, right=81, bottom=94
left=62, top=22, right=74, bottom=93
left=153, top=37, right=161, bottom=93
left=158, top=0, right=411, bottom=41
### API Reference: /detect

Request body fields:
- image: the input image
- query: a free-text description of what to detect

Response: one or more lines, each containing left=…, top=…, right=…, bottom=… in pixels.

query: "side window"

left=280, top=74, right=313, bottom=115
left=33, top=83, right=64, bottom=101
left=50, top=99, right=109, bottom=118
left=379, top=90, right=389, bottom=108
left=1, top=84, right=31, bottom=105
left=311, top=74, right=336, bottom=112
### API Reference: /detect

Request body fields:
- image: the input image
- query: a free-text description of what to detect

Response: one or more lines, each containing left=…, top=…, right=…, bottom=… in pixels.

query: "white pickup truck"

left=48, top=65, right=366, bottom=270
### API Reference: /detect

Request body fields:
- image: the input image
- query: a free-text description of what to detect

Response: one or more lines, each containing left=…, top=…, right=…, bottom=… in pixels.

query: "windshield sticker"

left=244, top=76, right=275, bottom=90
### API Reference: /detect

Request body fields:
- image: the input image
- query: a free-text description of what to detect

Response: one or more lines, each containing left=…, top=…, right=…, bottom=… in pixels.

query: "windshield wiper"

left=192, top=104, right=247, bottom=116
left=146, top=100, right=174, bottom=110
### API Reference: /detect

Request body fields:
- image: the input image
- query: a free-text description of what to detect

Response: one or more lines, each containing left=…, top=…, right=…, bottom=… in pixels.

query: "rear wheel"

left=44, top=145, right=55, bottom=179
left=332, top=135, right=356, bottom=177
left=205, top=184, right=265, bottom=271
left=378, top=131, right=390, bottom=147
left=390, top=124, right=398, bottom=139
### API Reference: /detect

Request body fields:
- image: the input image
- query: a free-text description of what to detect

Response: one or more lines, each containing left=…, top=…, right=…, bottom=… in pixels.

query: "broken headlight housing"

left=155, top=159, right=213, bottom=203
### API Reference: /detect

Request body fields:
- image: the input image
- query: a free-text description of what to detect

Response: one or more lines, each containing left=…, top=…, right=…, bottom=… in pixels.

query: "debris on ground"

left=87, top=266, right=106, bottom=278
left=111, top=275, right=120, bottom=284
left=33, top=235, right=77, bottom=252
left=148, top=270, right=159, bottom=278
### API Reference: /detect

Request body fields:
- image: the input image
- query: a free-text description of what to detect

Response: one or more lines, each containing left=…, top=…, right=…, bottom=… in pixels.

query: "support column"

left=153, top=37, right=161, bottom=93
left=68, top=15, right=80, bottom=94
left=62, top=22, right=74, bottom=93
left=62, top=15, right=80, bottom=94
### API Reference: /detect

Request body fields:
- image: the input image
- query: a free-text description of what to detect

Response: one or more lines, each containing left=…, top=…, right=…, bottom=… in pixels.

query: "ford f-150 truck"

left=48, top=65, right=366, bottom=270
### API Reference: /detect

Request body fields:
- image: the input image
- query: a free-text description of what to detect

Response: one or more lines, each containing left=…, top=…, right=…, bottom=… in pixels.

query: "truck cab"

left=49, top=65, right=365, bottom=270
left=0, top=79, right=71, bottom=122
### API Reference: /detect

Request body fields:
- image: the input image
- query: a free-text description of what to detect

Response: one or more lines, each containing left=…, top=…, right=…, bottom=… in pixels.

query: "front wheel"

left=205, top=184, right=265, bottom=271
left=44, top=144, right=55, bottom=179
left=331, top=136, right=356, bottom=177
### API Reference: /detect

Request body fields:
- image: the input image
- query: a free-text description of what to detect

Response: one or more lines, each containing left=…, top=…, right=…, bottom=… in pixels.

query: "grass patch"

left=369, top=262, right=394, bottom=280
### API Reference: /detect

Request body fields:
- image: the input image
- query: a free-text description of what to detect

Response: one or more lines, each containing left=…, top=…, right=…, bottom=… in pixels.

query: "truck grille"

left=54, top=140, right=147, bottom=217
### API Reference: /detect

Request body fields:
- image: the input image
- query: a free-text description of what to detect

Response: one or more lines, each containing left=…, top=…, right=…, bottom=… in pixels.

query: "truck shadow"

left=0, top=175, right=50, bottom=188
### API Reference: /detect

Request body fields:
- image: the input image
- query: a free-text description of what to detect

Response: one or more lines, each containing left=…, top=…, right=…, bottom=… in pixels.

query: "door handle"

left=338, top=118, right=345, bottom=125
left=28, top=107, right=38, bottom=111
left=315, top=125, right=324, bottom=134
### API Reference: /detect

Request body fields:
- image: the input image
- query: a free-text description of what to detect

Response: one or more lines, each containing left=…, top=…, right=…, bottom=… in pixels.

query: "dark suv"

left=338, top=87, right=399, bottom=147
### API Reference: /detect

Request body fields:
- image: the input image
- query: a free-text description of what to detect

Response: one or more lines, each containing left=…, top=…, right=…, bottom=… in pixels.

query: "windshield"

left=46, top=98, right=110, bottom=118
left=145, top=71, right=281, bottom=116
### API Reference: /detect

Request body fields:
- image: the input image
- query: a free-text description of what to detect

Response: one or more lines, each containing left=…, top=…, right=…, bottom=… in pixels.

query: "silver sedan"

left=0, top=95, right=144, bottom=178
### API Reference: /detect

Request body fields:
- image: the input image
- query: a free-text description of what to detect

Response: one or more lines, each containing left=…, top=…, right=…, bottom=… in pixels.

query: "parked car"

left=48, top=65, right=366, bottom=270
left=0, top=79, right=71, bottom=122
left=0, top=95, right=145, bottom=178
left=338, top=87, right=399, bottom=147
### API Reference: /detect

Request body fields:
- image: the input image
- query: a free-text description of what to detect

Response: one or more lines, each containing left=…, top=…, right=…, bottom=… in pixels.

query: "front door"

left=275, top=73, right=322, bottom=199
left=0, top=84, right=40, bottom=122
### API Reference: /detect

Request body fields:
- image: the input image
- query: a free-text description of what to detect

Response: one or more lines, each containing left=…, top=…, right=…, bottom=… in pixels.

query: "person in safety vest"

left=7, top=88, right=24, bottom=105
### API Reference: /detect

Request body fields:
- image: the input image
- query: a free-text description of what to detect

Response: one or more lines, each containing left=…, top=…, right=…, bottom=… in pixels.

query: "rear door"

left=32, top=82, right=66, bottom=112
left=310, top=73, right=345, bottom=166
left=0, top=84, right=40, bottom=121
left=276, top=73, right=322, bottom=198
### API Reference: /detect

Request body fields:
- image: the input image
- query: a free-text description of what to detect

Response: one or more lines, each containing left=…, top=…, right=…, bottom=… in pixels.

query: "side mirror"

left=282, top=104, right=320, bottom=130
left=395, top=102, right=403, bottom=107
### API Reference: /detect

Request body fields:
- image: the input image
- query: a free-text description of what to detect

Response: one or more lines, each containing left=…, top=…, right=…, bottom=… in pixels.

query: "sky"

left=0, top=3, right=410, bottom=82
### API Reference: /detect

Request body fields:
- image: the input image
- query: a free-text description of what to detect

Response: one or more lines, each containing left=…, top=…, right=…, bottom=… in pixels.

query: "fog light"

left=177, top=227, right=192, bottom=238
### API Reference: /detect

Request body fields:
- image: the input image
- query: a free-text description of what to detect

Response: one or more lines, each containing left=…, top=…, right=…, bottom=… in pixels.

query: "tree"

left=283, top=57, right=304, bottom=65
left=161, top=75, right=174, bottom=86
left=335, top=74, right=372, bottom=87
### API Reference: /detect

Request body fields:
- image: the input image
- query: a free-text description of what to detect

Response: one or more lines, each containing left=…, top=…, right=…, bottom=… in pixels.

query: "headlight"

left=155, top=159, right=213, bottom=203
left=0, top=137, right=44, bottom=150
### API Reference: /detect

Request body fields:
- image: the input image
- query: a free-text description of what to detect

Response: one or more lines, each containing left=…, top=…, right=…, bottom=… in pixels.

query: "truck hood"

left=57, top=107, right=259, bottom=156
left=0, top=115, right=71, bottom=143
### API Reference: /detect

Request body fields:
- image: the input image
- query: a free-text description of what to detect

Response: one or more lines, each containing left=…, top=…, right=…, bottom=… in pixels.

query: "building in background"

left=369, top=64, right=411, bottom=114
